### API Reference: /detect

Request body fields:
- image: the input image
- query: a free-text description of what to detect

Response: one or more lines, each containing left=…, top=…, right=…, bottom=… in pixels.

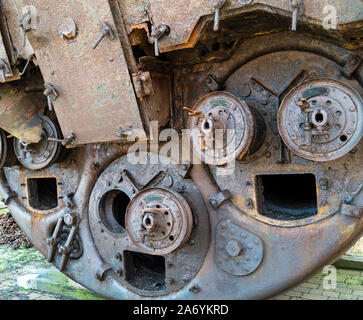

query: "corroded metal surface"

left=13, top=115, right=62, bottom=170
left=0, top=86, right=44, bottom=144
left=126, top=187, right=194, bottom=255
left=187, top=91, right=256, bottom=165
left=278, top=79, right=363, bottom=162
left=215, top=220, right=263, bottom=276
left=0, top=0, right=361, bottom=301
left=88, top=152, right=210, bottom=297
left=11, top=0, right=144, bottom=146
left=121, top=0, right=363, bottom=53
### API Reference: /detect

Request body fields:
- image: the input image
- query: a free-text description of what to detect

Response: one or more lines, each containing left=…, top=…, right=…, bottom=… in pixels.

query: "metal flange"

left=125, top=187, right=193, bottom=255
left=187, top=91, right=256, bottom=165
left=216, top=220, right=263, bottom=276
left=13, top=115, right=62, bottom=170
left=278, top=79, right=363, bottom=162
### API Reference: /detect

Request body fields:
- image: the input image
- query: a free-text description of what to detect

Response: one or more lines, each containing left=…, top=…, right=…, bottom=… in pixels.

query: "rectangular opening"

left=256, top=174, right=318, bottom=221
left=27, top=178, right=58, bottom=211
left=124, top=250, right=165, bottom=291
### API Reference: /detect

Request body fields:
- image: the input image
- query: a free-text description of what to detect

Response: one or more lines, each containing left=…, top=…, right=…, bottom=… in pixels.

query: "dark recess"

left=124, top=250, right=166, bottom=291
left=256, top=174, right=318, bottom=221
left=27, top=178, right=58, bottom=211
left=98, top=190, right=130, bottom=233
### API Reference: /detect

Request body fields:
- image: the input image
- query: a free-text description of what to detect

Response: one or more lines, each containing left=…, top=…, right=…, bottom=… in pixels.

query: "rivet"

left=246, top=198, right=254, bottom=209
left=189, top=285, right=200, bottom=294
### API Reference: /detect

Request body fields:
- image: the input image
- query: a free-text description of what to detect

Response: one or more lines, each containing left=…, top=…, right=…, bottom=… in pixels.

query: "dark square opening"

left=124, top=251, right=165, bottom=291
left=27, top=178, right=58, bottom=211
left=256, top=174, right=318, bottom=221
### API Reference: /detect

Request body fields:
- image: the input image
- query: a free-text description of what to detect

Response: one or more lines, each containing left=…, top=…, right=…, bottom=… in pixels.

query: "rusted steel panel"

left=0, top=85, right=44, bottom=144
left=12, top=0, right=143, bottom=146
left=0, top=0, right=34, bottom=60
left=121, top=0, right=363, bottom=52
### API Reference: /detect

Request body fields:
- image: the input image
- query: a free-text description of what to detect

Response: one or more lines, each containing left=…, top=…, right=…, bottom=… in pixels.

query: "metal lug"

left=179, top=161, right=192, bottom=178
left=19, top=12, right=32, bottom=47
left=208, top=190, right=232, bottom=208
left=132, top=71, right=154, bottom=100
left=342, top=54, right=362, bottom=79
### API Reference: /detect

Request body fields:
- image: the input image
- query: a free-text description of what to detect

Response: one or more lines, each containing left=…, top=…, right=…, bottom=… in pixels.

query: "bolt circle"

left=125, top=187, right=193, bottom=255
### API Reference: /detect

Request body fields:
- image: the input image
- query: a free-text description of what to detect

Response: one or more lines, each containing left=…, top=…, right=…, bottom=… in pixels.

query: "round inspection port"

left=98, top=189, right=131, bottom=233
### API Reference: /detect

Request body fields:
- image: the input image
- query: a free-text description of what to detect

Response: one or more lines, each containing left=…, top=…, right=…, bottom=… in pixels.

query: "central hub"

left=125, top=187, right=193, bottom=255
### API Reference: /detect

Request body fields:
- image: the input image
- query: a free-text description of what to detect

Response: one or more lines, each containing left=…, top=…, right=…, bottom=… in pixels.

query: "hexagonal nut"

left=64, top=213, right=78, bottom=226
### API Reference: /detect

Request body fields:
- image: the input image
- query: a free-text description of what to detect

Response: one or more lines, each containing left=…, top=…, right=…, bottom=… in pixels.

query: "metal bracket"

left=19, top=12, right=32, bottom=47
left=342, top=54, right=362, bottom=79
left=248, top=78, right=276, bottom=106
left=2, top=190, right=17, bottom=205
left=341, top=204, right=363, bottom=218
left=58, top=224, right=78, bottom=271
left=132, top=71, right=154, bottom=100
left=206, top=75, right=222, bottom=91
left=179, top=161, right=192, bottom=178
left=341, top=184, right=363, bottom=218
left=47, top=213, right=81, bottom=271
left=208, top=190, right=232, bottom=208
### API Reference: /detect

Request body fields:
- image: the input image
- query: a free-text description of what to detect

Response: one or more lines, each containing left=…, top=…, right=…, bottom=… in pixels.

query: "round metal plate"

left=187, top=91, right=255, bottom=165
left=125, top=187, right=193, bottom=255
left=88, top=152, right=210, bottom=297
left=278, top=79, right=363, bottom=162
left=13, top=115, right=62, bottom=170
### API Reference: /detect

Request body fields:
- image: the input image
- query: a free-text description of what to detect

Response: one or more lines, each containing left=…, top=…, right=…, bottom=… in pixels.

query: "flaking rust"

left=0, top=0, right=360, bottom=300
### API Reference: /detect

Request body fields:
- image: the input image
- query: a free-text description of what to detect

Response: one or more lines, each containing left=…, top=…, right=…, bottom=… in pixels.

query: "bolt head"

left=189, top=285, right=200, bottom=294
left=64, top=213, right=78, bottom=226
left=225, top=240, right=242, bottom=257
left=245, top=198, right=254, bottom=209
left=210, top=199, right=218, bottom=207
